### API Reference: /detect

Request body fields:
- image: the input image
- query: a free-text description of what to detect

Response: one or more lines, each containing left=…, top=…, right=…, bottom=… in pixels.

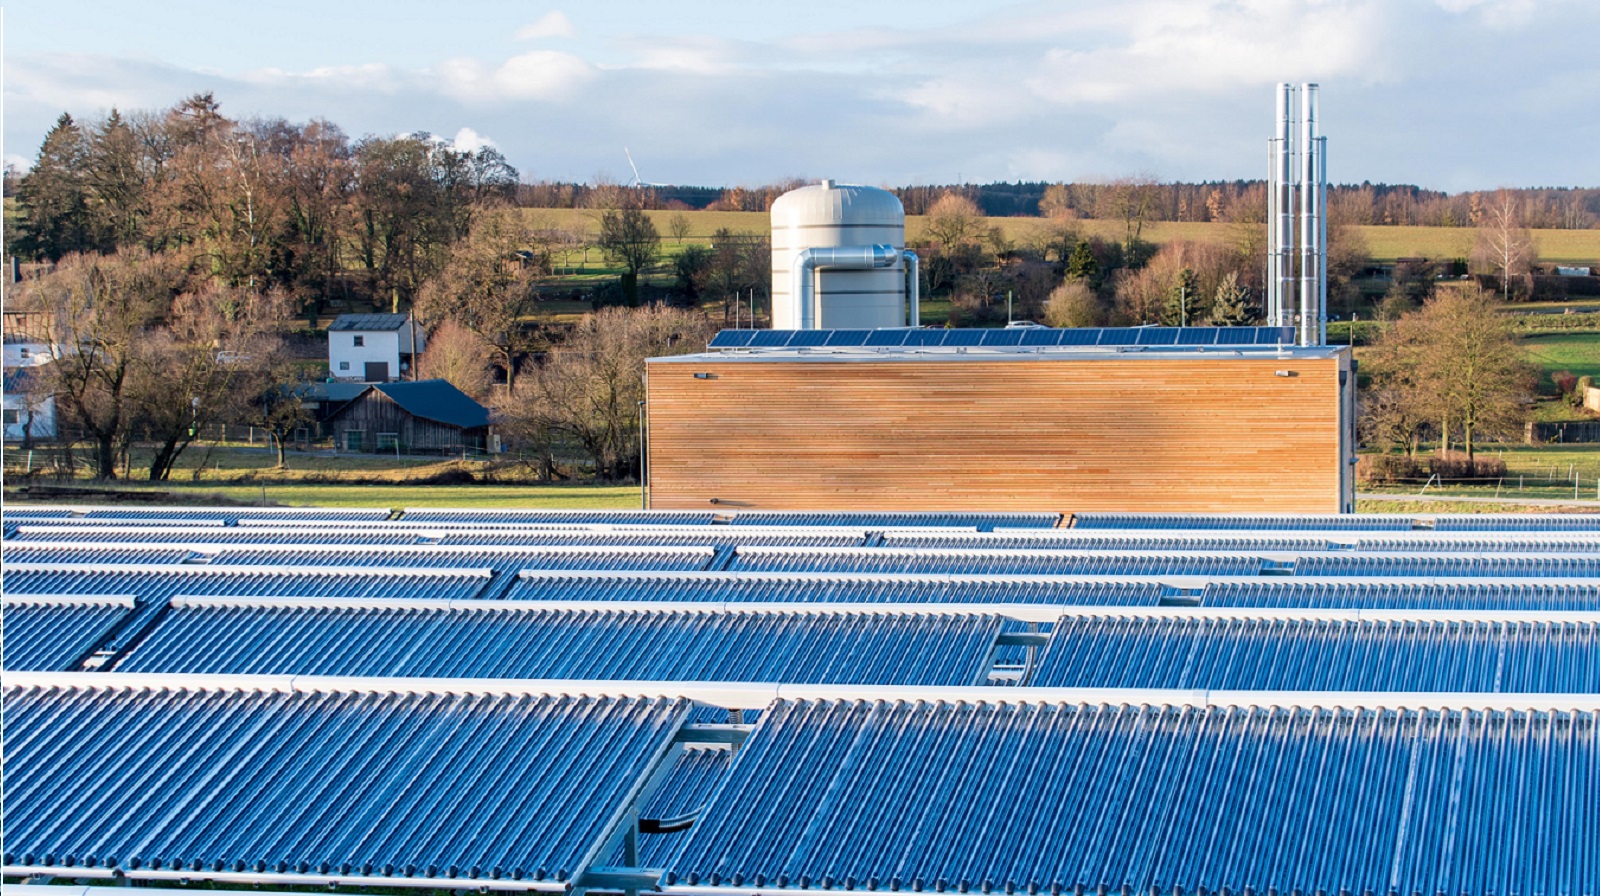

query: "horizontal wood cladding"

left=646, top=356, right=1347, bottom=513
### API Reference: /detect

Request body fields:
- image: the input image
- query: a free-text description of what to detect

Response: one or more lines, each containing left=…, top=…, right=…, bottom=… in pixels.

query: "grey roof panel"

left=370, top=380, right=490, bottom=429
left=327, top=313, right=411, bottom=331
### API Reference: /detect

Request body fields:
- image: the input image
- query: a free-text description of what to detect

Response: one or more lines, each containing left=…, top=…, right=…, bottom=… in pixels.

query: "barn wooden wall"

left=646, top=355, right=1350, bottom=513
left=329, top=392, right=484, bottom=452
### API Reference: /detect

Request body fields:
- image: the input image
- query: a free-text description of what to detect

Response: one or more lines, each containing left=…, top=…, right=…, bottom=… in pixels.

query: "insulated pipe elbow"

left=792, top=245, right=900, bottom=330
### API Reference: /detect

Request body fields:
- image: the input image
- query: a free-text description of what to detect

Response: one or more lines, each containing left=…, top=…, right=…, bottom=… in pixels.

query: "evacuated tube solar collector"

left=770, top=180, right=919, bottom=330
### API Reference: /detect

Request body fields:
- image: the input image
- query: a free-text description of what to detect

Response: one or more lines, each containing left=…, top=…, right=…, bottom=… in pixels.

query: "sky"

left=6, top=0, right=1599, bottom=193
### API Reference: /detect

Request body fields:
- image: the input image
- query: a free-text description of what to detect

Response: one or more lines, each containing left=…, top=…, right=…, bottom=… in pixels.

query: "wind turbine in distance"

left=624, top=147, right=668, bottom=188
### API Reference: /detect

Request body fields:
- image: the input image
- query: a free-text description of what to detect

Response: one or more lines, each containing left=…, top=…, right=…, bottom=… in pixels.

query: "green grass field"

left=525, top=208, right=1600, bottom=266
left=1522, top=332, right=1600, bottom=380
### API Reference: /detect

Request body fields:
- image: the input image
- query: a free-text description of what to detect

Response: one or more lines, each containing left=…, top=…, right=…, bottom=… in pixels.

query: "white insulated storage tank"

left=770, top=180, right=917, bottom=330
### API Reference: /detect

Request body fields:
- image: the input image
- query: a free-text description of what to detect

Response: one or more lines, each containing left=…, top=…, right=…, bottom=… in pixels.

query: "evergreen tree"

left=1065, top=240, right=1098, bottom=284
left=1207, top=271, right=1256, bottom=325
left=14, top=114, right=96, bottom=260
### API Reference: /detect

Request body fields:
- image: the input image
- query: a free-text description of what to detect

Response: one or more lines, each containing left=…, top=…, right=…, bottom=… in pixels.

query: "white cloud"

left=451, top=126, right=497, bottom=153
left=516, top=11, right=576, bottom=41
left=432, top=50, right=594, bottom=102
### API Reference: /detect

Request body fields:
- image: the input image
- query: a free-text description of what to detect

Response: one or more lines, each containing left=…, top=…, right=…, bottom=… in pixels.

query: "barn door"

left=364, top=361, right=389, bottom=382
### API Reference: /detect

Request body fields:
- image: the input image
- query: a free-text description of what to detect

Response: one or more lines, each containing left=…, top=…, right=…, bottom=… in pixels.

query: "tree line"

left=501, top=178, right=1600, bottom=229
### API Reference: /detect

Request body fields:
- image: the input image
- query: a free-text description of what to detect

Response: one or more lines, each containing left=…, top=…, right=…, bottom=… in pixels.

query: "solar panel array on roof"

left=3, top=683, right=687, bottom=888
left=1201, top=581, right=1600, bottom=610
left=881, top=533, right=1329, bottom=551
left=4, top=567, right=493, bottom=606
left=209, top=546, right=716, bottom=571
left=707, top=326, right=1295, bottom=351
left=1031, top=615, right=1600, bottom=691
left=0, top=546, right=196, bottom=565
left=118, top=603, right=1002, bottom=686
left=400, top=510, right=717, bottom=525
left=1433, top=514, right=1600, bottom=531
left=1297, top=554, right=1600, bottom=578
left=1, top=598, right=135, bottom=671
left=1073, top=513, right=1416, bottom=530
left=6, top=527, right=428, bottom=545
left=6, top=506, right=1600, bottom=896
left=668, top=699, right=1598, bottom=895
left=727, top=547, right=1262, bottom=576
left=505, top=573, right=1165, bottom=605
left=729, top=511, right=1060, bottom=529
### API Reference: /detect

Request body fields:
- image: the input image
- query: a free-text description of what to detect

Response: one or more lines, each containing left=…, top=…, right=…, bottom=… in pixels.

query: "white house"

left=327, top=313, right=425, bottom=382
left=4, top=311, right=58, bottom=443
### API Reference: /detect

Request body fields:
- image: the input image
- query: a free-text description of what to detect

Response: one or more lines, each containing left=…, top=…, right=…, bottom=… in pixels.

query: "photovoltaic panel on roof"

left=1216, top=326, right=1261, bottom=344
left=667, top=699, right=1598, bottom=895
left=788, top=329, right=831, bottom=347
left=708, top=330, right=758, bottom=348
left=1019, top=327, right=1061, bottom=346
left=1175, top=327, right=1218, bottom=345
left=1056, top=327, right=1101, bottom=345
left=1095, top=327, right=1142, bottom=345
left=116, top=605, right=1002, bottom=686
left=1255, top=326, right=1292, bottom=344
left=2, top=683, right=688, bottom=888
left=1135, top=327, right=1179, bottom=345
left=1031, top=615, right=1600, bottom=692
left=210, top=546, right=715, bottom=572
left=941, top=329, right=986, bottom=346
left=824, top=329, right=873, bottom=347
left=903, top=329, right=946, bottom=346
left=748, top=329, right=791, bottom=347
left=864, top=329, right=910, bottom=347
left=979, top=329, right=1026, bottom=346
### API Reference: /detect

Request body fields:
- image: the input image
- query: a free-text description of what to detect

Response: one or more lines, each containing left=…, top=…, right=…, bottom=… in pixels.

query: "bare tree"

left=24, top=250, right=178, bottom=479
left=668, top=212, right=693, bottom=244
left=417, top=318, right=492, bottom=399
left=499, top=305, right=715, bottom=480
left=1472, top=189, right=1538, bottom=302
left=1095, top=175, right=1161, bottom=252
left=922, top=192, right=984, bottom=249
left=597, top=206, right=661, bottom=306
left=415, top=205, right=542, bottom=389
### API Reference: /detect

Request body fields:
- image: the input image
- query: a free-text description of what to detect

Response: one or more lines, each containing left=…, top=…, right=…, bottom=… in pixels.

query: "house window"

left=339, top=361, right=350, bottom=371
left=3, top=409, right=19, bottom=425
left=353, top=335, right=365, bottom=347
left=345, top=430, right=364, bottom=452
left=376, top=432, right=400, bottom=451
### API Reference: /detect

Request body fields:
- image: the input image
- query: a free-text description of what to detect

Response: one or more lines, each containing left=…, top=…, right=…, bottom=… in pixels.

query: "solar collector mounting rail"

left=707, top=326, right=1297, bottom=350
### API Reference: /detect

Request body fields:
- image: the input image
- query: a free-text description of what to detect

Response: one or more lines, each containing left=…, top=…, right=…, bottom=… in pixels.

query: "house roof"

left=328, top=313, right=413, bottom=332
left=367, top=379, right=490, bottom=429
left=291, top=381, right=371, bottom=404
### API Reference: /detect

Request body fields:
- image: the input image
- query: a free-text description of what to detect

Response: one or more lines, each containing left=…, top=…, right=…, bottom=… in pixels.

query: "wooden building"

left=646, top=334, right=1355, bottom=513
left=325, top=379, right=490, bottom=454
